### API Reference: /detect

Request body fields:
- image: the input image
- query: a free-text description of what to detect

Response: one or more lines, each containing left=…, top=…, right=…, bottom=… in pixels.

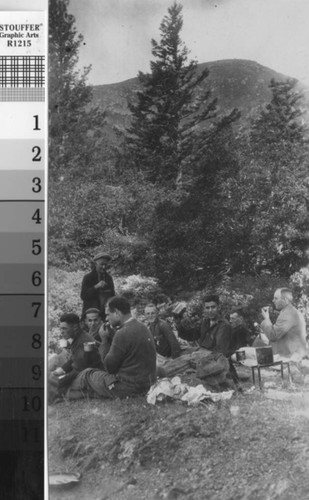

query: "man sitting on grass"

left=145, top=303, right=181, bottom=359
left=83, top=307, right=103, bottom=343
left=48, top=312, right=102, bottom=403
left=175, top=294, right=232, bottom=357
left=229, top=307, right=254, bottom=353
left=66, top=297, right=157, bottom=400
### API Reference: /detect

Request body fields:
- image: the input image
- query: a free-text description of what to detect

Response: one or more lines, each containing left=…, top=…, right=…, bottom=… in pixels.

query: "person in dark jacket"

left=144, top=303, right=181, bottom=359
left=229, top=308, right=254, bottom=353
left=48, top=312, right=101, bottom=403
left=66, top=297, right=157, bottom=400
left=80, top=252, right=115, bottom=320
left=175, top=295, right=232, bottom=357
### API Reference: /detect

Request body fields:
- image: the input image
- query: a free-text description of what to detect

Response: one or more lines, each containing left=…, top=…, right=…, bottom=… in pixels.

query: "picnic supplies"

left=147, top=376, right=234, bottom=406
left=195, top=352, right=230, bottom=378
left=49, top=472, right=81, bottom=488
left=255, top=346, right=274, bottom=365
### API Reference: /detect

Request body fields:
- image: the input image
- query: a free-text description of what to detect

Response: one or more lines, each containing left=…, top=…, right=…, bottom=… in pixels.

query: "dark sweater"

left=149, top=319, right=181, bottom=358
left=230, top=325, right=252, bottom=353
left=80, top=269, right=115, bottom=316
left=100, top=318, right=157, bottom=391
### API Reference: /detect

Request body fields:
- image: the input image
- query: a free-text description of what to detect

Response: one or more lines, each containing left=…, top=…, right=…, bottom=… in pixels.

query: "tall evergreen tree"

left=124, top=2, right=238, bottom=186
left=49, top=0, right=105, bottom=181
left=225, top=78, right=309, bottom=275
left=49, top=0, right=111, bottom=266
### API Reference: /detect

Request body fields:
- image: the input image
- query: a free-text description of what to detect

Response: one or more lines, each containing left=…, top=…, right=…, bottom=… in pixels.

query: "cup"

left=236, top=350, right=246, bottom=362
left=59, top=338, right=68, bottom=348
left=83, top=341, right=96, bottom=352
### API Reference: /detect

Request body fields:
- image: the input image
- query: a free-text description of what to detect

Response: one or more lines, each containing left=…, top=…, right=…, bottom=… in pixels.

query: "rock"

left=230, top=405, right=240, bottom=417
left=166, top=486, right=190, bottom=499
left=60, top=435, right=77, bottom=457
left=290, top=365, right=304, bottom=385
left=82, top=451, right=100, bottom=472
left=300, top=359, right=309, bottom=374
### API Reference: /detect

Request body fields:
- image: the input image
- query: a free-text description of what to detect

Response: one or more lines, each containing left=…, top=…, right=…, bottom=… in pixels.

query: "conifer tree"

left=226, top=78, right=309, bottom=275
left=124, top=2, right=238, bottom=186
left=49, top=0, right=105, bottom=180
left=250, top=78, right=309, bottom=167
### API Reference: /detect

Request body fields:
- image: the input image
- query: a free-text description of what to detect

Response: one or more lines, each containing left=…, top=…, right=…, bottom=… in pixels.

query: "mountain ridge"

left=90, top=59, right=308, bottom=137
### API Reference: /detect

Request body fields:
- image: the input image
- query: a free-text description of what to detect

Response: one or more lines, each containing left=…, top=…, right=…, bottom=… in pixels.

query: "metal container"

left=83, top=341, right=96, bottom=352
left=255, top=346, right=273, bottom=365
left=236, top=350, right=246, bottom=362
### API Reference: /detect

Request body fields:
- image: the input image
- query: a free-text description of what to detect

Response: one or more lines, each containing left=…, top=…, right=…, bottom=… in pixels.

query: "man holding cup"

left=260, top=288, right=307, bottom=358
left=48, top=312, right=101, bottom=403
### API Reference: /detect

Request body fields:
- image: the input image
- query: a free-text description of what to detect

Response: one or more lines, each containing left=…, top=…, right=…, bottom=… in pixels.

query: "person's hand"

left=261, top=306, right=270, bottom=320
left=54, top=367, right=65, bottom=376
left=95, top=280, right=106, bottom=289
left=260, top=333, right=270, bottom=345
left=99, top=323, right=113, bottom=342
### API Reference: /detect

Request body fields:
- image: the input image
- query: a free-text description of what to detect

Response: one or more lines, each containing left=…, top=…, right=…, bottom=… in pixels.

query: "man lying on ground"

left=48, top=312, right=102, bottom=403
left=260, top=288, right=307, bottom=359
left=145, top=303, right=181, bottom=359
left=66, top=297, right=157, bottom=400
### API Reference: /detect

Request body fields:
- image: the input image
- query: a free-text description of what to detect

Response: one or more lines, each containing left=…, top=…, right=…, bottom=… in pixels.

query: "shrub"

left=289, top=267, right=309, bottom=326
left=117, top=274, right=168, bottom=307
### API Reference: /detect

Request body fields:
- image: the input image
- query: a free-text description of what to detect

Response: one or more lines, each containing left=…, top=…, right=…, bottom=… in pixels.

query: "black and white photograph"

left=48, top=1, right=309, bottom=499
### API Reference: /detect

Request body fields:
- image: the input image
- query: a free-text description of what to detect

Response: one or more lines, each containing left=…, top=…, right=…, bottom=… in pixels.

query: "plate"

left=49, top=472, right=81, bottom=487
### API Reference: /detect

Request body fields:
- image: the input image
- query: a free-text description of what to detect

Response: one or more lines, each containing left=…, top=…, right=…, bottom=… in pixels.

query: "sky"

left=67, top=0, right=309, bottom=87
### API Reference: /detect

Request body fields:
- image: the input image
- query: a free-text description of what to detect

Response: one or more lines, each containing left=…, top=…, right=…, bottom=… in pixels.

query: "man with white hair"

left=261, top=288, right=307, bottom=358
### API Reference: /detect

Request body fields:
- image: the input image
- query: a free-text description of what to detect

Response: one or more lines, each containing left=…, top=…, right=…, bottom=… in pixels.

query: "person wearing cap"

left=81, top=252, right=115, bottom=320
left=66, top=297, right=157, bottom=400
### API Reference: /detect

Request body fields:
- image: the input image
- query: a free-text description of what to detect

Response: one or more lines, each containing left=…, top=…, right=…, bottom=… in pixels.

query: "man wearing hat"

left=81, top=252, right=115, bottom=321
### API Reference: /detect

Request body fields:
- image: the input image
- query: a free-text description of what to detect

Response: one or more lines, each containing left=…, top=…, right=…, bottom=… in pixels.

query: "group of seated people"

left=49, top=264, right=308, bottom=403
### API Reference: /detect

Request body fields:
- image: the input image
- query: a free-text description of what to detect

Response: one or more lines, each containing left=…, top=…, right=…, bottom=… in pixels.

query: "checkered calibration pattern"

left=0, top=56, right=45, bottom=101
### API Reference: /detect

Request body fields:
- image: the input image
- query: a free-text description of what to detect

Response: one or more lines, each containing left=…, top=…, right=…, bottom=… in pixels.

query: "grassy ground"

left=48, top=368, right=309, bottom=500
left=48, top=267, right=309, bottom=499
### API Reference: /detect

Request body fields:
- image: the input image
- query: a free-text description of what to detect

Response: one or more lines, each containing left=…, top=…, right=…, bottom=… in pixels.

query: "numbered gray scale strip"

left=0, top=10, right=46, bottom=499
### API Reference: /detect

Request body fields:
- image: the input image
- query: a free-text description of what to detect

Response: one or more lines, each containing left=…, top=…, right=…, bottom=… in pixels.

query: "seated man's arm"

left=104, top=338, right=127, bottom=374
left=215, top=323, right=232, bottom=357
left=161, top=322, right=181, bottom=358
left=61, top=356, right=73, bottom=373
left=261, top=309, right=294, bottom=342
left=176, top=316, right=200, bottom=342
left=98, top=324, right=116, bottom=362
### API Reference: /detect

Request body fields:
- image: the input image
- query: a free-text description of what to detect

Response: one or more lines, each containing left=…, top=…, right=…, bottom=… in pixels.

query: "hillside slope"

left=91, top=59, right=306, bottom=134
